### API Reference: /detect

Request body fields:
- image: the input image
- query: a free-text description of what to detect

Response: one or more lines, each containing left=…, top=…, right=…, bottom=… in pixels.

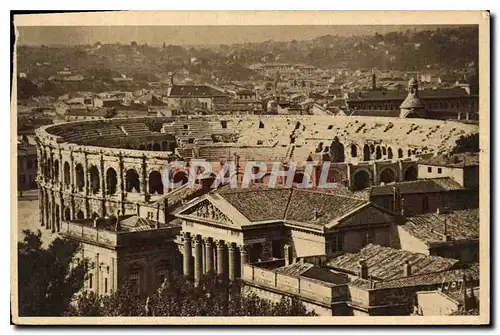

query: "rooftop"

left=169, top=85, right=229, bottom=98
left=275, top=262, right=351, bottom=286
left=420, top=152, right=479, bottom=168
left=370, top=177, right=464, bottom=197
left=402, top=209, right=479, bottom=244
left=326, top=244, right=459, bottom=281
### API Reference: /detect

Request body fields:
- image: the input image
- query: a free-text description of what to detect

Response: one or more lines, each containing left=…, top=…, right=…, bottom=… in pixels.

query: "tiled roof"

left=275, top=262, right=351, bottom=285
left=347, top=87, right=472, bottom=101
left=349, top=110, right=400, bottom=117
left=402, top=209, right=479, bottom=243
left=217, top=186, right=369, bottom=228
left=370, top=178, right=464, bottom=197
left=373, top=263, right=478, bottom=289
left=326, top=244, right=459, bottom=281
left=168, top=85, right=229, bottom=98
left=420, top=152, right=479, bottom=168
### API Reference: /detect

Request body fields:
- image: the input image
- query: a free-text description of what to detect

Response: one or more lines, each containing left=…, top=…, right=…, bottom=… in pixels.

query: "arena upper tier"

left=35, top=115, right=478, bottom=232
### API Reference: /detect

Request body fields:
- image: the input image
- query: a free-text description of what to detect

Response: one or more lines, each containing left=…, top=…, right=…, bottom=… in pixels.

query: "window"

left=129, top=271, right=140, bottom=295
left=423, top=196, right=429, bottom=212
left=221, top=120, right=227, bottom=129
left=438, top=168, right=442, bottom=174
left=257, top=140, right=263, bottom=145
left=89, top=273, right=93, bottom=289
left=428, top=167, right=432, bottom=173
left=27, top=160, right=33, bottom=169
left=259, top=121, right=264, bottom=129
left=326, top=235, right=344, bottom=254
left=183, top=124, right=189, bottom=130
left=382, top=198, right=390, bottom=210
left=363, top=230, right=375, bottom=246
left=20, top=175, right=26, bottom=184
left=104, top=278, right=108, bottom=293
left=327, top=125, right=333, bottom=130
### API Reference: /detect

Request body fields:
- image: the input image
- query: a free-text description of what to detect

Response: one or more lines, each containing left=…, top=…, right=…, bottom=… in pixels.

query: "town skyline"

left=16, top=24, right=471, bottom=47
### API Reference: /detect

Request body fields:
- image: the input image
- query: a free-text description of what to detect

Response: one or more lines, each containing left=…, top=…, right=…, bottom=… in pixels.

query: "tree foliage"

left=68, top=272, right=317, bottom=317
left=452, top=133, right=480, bottom=153
left=18, top=229, right=88, bottom=316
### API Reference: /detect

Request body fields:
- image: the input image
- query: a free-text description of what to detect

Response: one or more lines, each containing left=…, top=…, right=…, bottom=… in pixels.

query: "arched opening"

left=147, top=144, right=152, bottom=150
left=54, top=160, right=60, bottom=182
left=149, top=171, right=164, bottom=195
left=387, top=147, right=394, bottom=159
left=326, top=168, right=345, bottom=184
left=64, top=162, right=71, bottom=186
left=363, top=144, right=370, bottom=161
left=379, top=168, right=396, bottom=184
left=75, top=164, right=85, bottom=192
left=398, top=148, right=403, bottom=158
left=370, top=144, right=375, bottom=153
left=330, top=138, right=345, bottom=163
left=199, top=173, right=217, bottom=189
left=64, top=207, right=71, bottom=221
left=407, top=149, right=412, bottom=157
left=352, top=170, right=372, bottom=191
left=125, top=169, right=141, bottom=193
left=89, top=166, right=100, bottom=194
left=350, top=144, right=358, bottom=158
left=106, top=168, right=117, bottom=195
left=404, top=166, right=418, bottom=181
left=172, top=171, right=188, bottom=187
left=375, top=146, right=382, bottom=159
left=382, top=147, right=387, bottom=156
left=76, top=210, right=85, bottom=220
left=293, top=172, right=305, bottom=184
left=153, top=143, right=161, bottom=151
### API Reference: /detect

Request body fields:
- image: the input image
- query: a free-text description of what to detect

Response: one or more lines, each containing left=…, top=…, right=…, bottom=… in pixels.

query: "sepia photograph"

left=10, top=11, right=490, bottom=325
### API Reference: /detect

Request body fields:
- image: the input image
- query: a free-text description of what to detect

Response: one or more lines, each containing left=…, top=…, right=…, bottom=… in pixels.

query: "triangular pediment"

left=177, top=197, right=236, bottom=226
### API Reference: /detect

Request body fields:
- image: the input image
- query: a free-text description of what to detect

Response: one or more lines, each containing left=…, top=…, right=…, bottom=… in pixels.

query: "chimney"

left=115, top=210, right=122, bottom=232
left=403, top=260, right=412, bottom=277
left=392, top=186, right=400, bottom=213
left=284, top=244, right=293, bottom=266
left=358, top=259, right=368, bottom=279
left=442, top=218, right=452, bottom=241
left=156, top=203, right=161, bottom=229
left=163, top=197, right=169, bottom=224
left=168, top=72, right=174, bottom=86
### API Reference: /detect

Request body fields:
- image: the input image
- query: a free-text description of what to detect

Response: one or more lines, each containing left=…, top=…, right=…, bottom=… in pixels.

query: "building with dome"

left=399, top=77, right=427, bottom=118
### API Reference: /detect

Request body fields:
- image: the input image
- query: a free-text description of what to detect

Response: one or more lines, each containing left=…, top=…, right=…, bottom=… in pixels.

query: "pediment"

left=178, top=198, right=235, bottom=226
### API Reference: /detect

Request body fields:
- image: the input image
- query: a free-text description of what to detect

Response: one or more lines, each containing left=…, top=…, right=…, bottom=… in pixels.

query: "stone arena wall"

left=35, top=115, right=478, bottom=232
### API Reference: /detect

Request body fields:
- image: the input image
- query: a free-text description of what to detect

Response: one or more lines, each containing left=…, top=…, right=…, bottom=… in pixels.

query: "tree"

left=18, top=229, right=88, bottom=316
left=452, top=133, right=479, bottom=153
left=68, top=272, right=317, bottom=316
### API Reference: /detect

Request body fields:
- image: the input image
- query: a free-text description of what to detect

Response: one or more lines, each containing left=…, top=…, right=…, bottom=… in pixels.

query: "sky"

left=15, top=25, right=462, bottom=46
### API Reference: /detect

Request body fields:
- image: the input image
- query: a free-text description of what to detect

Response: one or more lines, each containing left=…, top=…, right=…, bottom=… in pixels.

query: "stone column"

left=58, top=150, right=64, bottom=189
left=193, top=235, right=203, bottom=283
left=70, top=153, right=75, bottom=192
left=100, top=154, right=106, bottom=197
left=228, top=243, right=238, bottom=281
left=373, top=162, right=379, bottom=186
left=83, top=153, right=89, bottom=195
left=217, top=240, right=226, bottom=282
left=240, top=245, right=249, bottom=278
left=95, top=253, right=100, bottom=295
left=183, top=233, right=193, bottom=278
left=204, top=238, right=215, bottom=273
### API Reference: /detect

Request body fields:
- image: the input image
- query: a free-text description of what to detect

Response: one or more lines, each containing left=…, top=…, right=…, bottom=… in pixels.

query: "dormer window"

left=259, top=121, right=264, bottom=129
left=257, top=140, right=263, bottom=145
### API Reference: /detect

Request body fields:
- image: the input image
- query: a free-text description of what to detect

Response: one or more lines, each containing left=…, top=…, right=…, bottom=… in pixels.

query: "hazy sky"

left=16, top=25, right=461, bottom=46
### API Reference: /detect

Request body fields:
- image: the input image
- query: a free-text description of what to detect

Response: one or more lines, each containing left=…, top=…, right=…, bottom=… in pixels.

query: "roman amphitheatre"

left=35, top=115, right=478, bottom=232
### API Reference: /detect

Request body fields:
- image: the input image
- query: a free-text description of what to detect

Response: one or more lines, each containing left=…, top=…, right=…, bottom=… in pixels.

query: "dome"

left=400, top=94, right=424, bottom=109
